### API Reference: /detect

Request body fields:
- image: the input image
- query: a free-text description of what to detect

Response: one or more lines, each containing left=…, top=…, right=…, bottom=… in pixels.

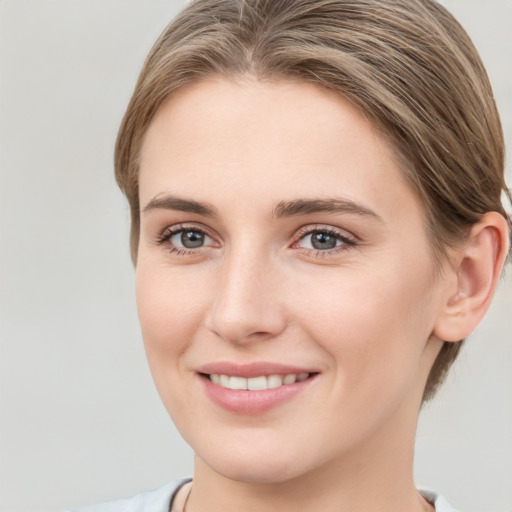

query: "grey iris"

left=311, top=232, right=337, bottom=250
left=181, top=230, right=205, bottom=248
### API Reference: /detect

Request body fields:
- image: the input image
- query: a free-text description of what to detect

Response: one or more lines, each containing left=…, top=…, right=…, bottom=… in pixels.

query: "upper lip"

left=196, top=361, right=318, bottom=378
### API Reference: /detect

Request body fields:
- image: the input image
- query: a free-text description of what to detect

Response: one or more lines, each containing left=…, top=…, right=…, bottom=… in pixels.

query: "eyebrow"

left=273, top=198, right=382, bottom=221
left=142, top=194, right=381, bottom=222
left=142, top=195, right=217, bottom=217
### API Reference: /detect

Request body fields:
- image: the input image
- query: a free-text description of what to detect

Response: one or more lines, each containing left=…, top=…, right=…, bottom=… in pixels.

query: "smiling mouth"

left=203, top=372, right=315, bottom=391
left=199, top=368, right=319, bottom=413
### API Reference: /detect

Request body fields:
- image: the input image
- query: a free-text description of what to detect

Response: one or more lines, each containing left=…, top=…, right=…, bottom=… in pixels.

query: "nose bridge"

left=206, top=239, right=286, bottom=343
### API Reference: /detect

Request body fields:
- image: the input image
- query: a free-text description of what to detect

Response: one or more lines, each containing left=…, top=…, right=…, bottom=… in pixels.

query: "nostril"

left=246, top=331, right=275, bottom=341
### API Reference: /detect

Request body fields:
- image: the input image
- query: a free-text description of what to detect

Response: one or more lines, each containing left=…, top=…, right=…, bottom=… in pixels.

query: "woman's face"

left=136, top=76, right=449, bottom=483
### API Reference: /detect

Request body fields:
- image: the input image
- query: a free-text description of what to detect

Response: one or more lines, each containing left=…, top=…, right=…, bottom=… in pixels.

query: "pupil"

left=311, top=232, right=336, bottom=250
left=181, top=231, right=204, bottom=248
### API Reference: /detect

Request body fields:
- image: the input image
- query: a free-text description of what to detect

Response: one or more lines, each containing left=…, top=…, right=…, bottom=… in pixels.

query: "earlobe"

left=433, top=212, right=510, bottom=342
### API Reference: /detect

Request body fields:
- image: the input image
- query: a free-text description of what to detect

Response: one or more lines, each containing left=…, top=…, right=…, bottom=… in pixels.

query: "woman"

left=75, top=0, right=510, bottom=510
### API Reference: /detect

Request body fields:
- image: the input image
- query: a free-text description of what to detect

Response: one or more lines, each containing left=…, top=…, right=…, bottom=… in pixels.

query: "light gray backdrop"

left=0, top=1, right=510, bottom=511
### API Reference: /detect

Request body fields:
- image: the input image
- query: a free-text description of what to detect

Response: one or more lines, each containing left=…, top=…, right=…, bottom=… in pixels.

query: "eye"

left=294, top=226, right=356, bottom=254
left=155, top=224, right=216, bottom=254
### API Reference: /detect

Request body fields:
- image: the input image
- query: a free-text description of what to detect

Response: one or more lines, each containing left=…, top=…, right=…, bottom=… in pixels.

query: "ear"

left=434, top=212, right=510, bottom=342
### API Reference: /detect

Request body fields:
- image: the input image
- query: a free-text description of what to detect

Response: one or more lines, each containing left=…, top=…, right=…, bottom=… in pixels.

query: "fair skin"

left=136, top=76, right=509, bottom=512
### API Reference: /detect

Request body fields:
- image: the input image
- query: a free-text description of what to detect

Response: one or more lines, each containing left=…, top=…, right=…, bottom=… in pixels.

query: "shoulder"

left=419, top=489, right=458, bottom=512
left=70, top=478, right=191, bottom=512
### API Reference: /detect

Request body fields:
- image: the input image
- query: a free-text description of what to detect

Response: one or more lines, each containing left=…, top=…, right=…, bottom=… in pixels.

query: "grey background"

left=0, top=1, right=510, bottom=511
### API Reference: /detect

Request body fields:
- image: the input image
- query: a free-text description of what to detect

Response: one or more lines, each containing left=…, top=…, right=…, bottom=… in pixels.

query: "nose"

left=205, top=247, right=287, bottom=344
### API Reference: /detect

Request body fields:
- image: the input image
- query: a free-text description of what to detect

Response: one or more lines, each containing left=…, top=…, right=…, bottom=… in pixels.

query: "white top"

left=71, top=478, right=457, bottom=512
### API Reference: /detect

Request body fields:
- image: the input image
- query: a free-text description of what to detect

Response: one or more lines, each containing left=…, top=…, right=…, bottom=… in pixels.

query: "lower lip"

left=199, top=374, right=317, bottom=415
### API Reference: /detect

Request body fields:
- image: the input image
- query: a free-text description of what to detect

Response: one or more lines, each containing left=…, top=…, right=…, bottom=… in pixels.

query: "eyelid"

left=293, top=224, right=356, bottom=241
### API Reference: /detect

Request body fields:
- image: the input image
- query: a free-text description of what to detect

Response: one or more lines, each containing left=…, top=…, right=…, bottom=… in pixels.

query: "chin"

left=202, top=453, right=306, bottom=485
left=188, top=429, right=315, bottom=485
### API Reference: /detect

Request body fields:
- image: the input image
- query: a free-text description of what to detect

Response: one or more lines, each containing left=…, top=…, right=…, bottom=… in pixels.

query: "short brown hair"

left=115, top=0, right=511, bottom=401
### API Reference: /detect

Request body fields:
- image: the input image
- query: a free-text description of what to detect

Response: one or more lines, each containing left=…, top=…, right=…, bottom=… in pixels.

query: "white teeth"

left=209, top=373, right=310, bottom=390
left=283, top=374, right=296, bottom=385
left=247, top=376, right=267, bottom=391
left=229, top=376, right=248, bottom=390
left=267, top=374, right=283, bottom=388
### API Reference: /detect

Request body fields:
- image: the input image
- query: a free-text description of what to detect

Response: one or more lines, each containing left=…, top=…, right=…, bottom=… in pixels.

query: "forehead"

left=139, top=76, right=421, bottom=225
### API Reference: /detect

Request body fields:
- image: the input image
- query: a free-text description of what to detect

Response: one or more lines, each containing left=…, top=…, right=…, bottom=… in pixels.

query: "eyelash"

left=154, top=223, right=357, bottom=257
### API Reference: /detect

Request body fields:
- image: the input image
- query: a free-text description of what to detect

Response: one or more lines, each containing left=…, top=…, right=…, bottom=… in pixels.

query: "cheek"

left=290, top=262, right=436, bottom=398
left=135, top=265, right=209, bottom=370
left=135, top=264, right=216, bottom=431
